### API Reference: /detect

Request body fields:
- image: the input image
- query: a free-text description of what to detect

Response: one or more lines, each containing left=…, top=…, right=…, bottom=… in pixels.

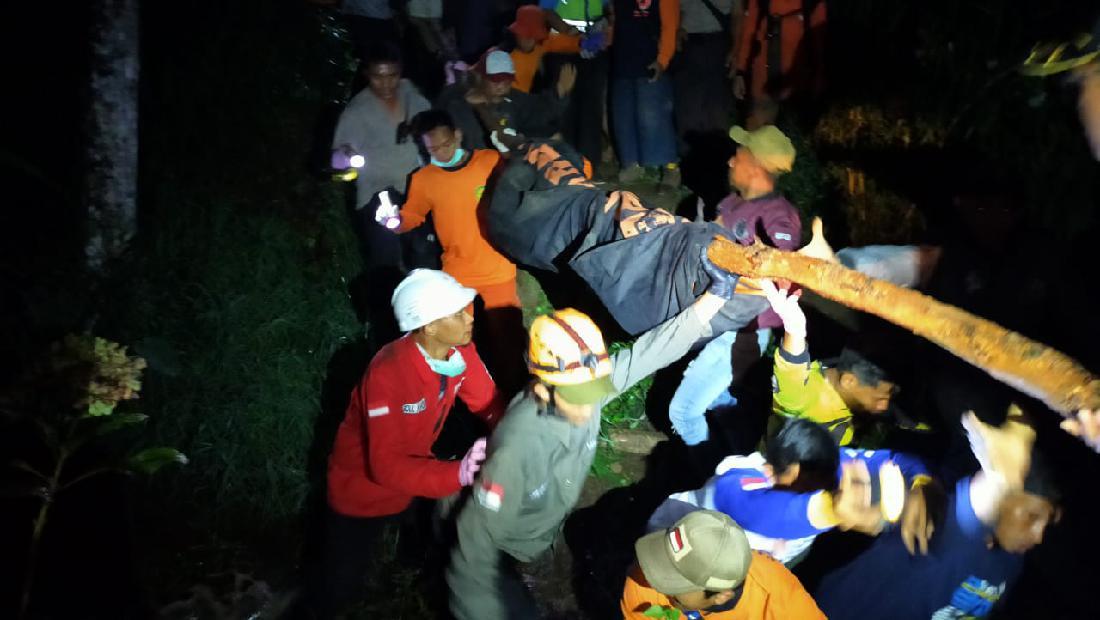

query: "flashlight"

left=374, top=190, right=401, bottom=229
left=331, top=145, right=366, bottom=170
left=876, top=461, right=906, bottom=524
left=332, top=168, right=358, bottom=182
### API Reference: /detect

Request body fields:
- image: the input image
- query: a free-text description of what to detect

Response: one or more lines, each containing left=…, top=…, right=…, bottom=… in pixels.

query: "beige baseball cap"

left=729, top=124, right=796, bottom=174
left=635, top=510, right=752, bottom=595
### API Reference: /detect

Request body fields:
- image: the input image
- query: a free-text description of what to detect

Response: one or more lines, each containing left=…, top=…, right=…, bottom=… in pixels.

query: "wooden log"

left=707, top=235, right=1100, bottom=417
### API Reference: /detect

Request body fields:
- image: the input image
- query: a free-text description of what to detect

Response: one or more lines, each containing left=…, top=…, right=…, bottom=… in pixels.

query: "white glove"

left=373, top=190, right=401, bottom=230
left=759, top=279, right=807, bottom=338
left=490, top=128, right=518, bottom=153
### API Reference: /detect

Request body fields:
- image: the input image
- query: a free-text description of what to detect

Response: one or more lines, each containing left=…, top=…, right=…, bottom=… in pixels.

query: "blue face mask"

left=431, top=147, right=466, bottom=169
left=420, top=346, right=467, bottom=377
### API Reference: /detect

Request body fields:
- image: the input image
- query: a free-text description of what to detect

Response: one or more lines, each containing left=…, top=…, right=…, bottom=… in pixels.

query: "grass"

left=115, top=189, right=363, bottom=585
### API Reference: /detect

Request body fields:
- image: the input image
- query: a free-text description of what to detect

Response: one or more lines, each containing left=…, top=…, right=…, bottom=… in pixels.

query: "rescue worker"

left=622, top=509, right=826, bottom=618
left=508, top=5, right=580, bottom=95
left=761, top=278, right=902, bottom=446
left=649, top=418, right=937, bottom=566
left=383, top=109, right=526, bottom=394
left=668, top=124, right=802, bottom=448
left=317, top=269, right=503, bottom=617
left=733, top=0, right=827, bottom=128
left=446, top=250, right=743, bottom=619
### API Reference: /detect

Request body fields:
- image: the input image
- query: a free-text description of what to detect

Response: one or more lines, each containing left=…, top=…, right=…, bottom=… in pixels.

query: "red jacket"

left=327, top=334, right=502, bottom=517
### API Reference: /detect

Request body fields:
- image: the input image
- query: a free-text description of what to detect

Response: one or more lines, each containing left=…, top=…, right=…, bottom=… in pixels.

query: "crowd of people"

left=313, top=2, right=1100, bottom=618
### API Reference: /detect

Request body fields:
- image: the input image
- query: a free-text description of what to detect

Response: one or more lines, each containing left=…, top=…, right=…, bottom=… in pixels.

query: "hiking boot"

left=617, top=164, right=645, bottom=184
left=659, top=165, right=681, bottom=191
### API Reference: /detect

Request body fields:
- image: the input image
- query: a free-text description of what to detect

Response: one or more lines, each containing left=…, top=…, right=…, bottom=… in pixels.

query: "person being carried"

left=446, top=251, right=744, bottom=619
left=649, top=417, right=938, bottom=566
left=622, top=509, right=825, bottom=619
left=316, top=269, right=502, bottom=617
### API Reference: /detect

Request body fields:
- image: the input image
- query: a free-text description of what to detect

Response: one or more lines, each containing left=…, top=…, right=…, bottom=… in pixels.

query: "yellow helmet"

left=528, top=308, right=616, bottom=404
left=1020, top=32, right=1099, bottom=77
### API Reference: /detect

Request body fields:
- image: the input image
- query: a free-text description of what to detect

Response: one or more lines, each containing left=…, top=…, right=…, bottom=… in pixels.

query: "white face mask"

left=421, top=347, right=467, bottom=377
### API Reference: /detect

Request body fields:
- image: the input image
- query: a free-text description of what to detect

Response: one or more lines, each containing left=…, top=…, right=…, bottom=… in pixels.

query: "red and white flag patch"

left=740, top=476, right=770, bottom=491
left=476, top=479, right=504, bottom=512
left=668, top=524, right=693, bottom=560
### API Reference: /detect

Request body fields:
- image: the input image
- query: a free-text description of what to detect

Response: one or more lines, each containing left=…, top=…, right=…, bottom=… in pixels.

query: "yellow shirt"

left=772, top=347, right=854, bottom=445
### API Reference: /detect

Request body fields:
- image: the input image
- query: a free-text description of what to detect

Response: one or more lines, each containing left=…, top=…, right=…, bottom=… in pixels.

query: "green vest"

left=554, top=0, right=604, bottom=25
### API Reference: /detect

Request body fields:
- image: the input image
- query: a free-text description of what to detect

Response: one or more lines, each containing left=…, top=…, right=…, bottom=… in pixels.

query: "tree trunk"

left=707, top=236, right=1100, bottom=417
left=85, top=0, right=140, bottom=273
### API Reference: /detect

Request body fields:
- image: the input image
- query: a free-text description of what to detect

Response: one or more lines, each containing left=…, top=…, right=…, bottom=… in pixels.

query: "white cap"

left=484, top=50, right=516, bottom=77
left=391, top=269, right=477, bottom=332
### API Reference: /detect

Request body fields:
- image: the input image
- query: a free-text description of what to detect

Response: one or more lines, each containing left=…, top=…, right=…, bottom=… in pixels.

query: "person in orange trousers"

left=733, top=0, right=826, bottom=127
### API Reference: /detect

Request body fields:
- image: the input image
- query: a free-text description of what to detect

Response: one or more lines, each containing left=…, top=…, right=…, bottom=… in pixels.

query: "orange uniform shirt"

left=620, top=552, right=826, bottom=620
left=510, top=34, right=581, bottom=94
left=398, top=150, right=516, bottom=288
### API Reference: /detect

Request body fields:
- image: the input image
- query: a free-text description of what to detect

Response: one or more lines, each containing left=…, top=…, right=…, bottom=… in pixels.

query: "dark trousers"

left=310, top=500, right=438, bottom=618
left=311, top=508, right=396, bottom=618
left=560, top=51, right=609, bottom=167
left=672, top=32, right=736, bottom=211
left=672, top=32, right=734, bottom=145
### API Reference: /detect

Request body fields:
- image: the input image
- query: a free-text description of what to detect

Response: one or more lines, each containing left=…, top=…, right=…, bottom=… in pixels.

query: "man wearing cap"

left=440, top=49, right=576, bottom=152
left=668, top=124, right=802, bottom=449
left=508, top=5, right=581, bottom=95
left=623, top=510, right=825, bottom=619
left=446, top=252, right=742, bottom=619
left=317, top=269, right=502, bottom=617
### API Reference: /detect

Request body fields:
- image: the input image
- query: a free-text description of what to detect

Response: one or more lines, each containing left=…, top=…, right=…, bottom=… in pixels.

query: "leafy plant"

left=643, top=603, right=682, bottom=619
left=5, top=334, right=186, bottom=619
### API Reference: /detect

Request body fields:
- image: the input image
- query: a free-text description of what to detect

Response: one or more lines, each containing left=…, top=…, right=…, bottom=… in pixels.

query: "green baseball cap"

left=555, top=375, right=617, bottom=405
left=635, top=510, right=752, bottom=595
left=729, top=124, right=796, bottom=174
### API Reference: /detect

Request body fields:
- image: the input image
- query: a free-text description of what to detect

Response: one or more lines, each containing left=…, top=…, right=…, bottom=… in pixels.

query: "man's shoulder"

left=366, top=336, right=419, bottom=380
left=345, top=85, right=380, bottom=111
left=493, top=394, right=542, bottom=437
left=410, top=163, right=440, bottom=182
left=471, top=149, right=502, bottom=167
left=745, top=551, right=802, bottom=595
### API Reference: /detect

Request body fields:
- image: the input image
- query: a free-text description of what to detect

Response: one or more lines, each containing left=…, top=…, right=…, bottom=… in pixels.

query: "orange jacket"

left=511, top=34, right=581, bottom=94
left=735, top=0, right=826, bottom=100
left=399, top=150, right=516, bottom=287
left=658, top=0, right=681, bottom=69
left=620, top=553, right=826, bottom=619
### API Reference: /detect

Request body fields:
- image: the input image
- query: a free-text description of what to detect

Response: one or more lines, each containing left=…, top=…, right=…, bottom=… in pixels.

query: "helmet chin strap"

left=537, top=384, right=559, bottom=418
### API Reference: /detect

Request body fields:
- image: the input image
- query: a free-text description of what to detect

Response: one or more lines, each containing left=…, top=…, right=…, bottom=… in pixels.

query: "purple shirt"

left=717, top=192, right=802, bottom=329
